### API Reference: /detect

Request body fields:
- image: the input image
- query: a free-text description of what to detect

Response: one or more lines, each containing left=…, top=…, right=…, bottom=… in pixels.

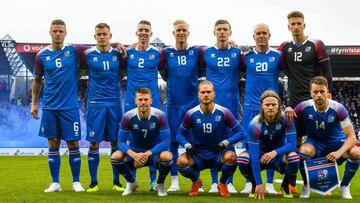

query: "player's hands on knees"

left=260, top=151, right=277, bottom=164
left=285, top=107, right=297, bottom=121
left=186, top=147, right=198, bottom=158
left=31, top=104, right=39, bottom=119
left=213, top=143, right=226, bottom=154
left=254, top=184, right=265, bottom=199
left=326, top=151, right=342, bottom=162
left=133, top=152, right=148, bottom=168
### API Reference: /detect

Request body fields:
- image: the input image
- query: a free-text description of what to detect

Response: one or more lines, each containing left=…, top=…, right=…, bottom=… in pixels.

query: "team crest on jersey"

left=74, top=131, right=79, bottom=136
left=45, top=56, right=51, bottom=61
left=150, top=122, right=156, bottom=129
left=269, top=57, right=275, bottom=62
left=41, top=126, right=45, bottom=133
left=231, top=52, right=237, bottom=58
left=264, top=130, right=269, bottom=135
left=133, top=124, right=138, bottom=129
left=215, top=115, right=222, bottom=122
left=64, top=50, right=70, bottom=57
left=196, top=119, right=201, bottom=124
left=170, top=52, right=174, bottom=57
left=327, top=116, right=335, bottom=123
left=93, top=57, right=98, bottom=62
left=112, top=56, right=118, bottom=61
left=89, top=131, right=95, bottom=137
left=130, top=54, right=134, bottom=59
left=308, top=114, right=314, bottom=120
left=189, top=50, right=194, bottom=56
left=249, top=58, right=254, bottom=63
left=276, top=123, right=282, bottom=130
left=211, top=53, right=216, bottom=58
left=149, top=54, right=155, bottom=60
left=305, top=47, right=312, bottom=52
left=288, top=47, right=292, bottom=52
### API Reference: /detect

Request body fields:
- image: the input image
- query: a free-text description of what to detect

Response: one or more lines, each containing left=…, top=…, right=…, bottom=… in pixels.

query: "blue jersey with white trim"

left=247, top=115, right=296, bottom=155
left=242, top=49, right=282, bottom=111
left=160, top=46, right=203, bottom=109
left=177, top=104, right=245, bottom=158
left=247, top=114, right=296, bottom=185
left=204, top=46, right=241, bottom=111
left=118, top=107, right=170, bottom=154
left=34, top=44, right=84, bottom=110
left=294, top=99, right=349, bottom=143
left=125, top=47, right=161, bottom=111
left=82, top=47, right=122, bottom=107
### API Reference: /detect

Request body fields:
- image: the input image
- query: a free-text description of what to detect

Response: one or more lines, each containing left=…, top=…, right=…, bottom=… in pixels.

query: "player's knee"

left=66, top=140, right=79, bottom=148
left=111, top=150, right=125, bottom=160
left=176, top=155, right=190, bottom=167
left=159, top=151, right=173, bottom=161
left=223, top=151, right=236, bottom=164
left=347, top=146, right=360, bottom=159
left=48, top=138, right=60, bottom=148
left=89, top=142, right=100, bottom=148
left=299, top=144, right=313, bottom=156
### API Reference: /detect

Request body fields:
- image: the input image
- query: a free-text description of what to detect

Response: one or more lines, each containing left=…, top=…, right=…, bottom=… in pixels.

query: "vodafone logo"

left=16, top=43, right=48, bottom=53
left=23, top=44, right=31, bottom=52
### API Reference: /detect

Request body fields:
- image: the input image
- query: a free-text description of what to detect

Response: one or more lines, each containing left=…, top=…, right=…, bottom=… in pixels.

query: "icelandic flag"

left=304, top=157, right=340, bottom=195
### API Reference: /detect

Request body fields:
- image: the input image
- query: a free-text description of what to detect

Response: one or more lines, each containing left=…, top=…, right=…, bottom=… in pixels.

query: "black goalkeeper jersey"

left=278, top=38, right=333, bottom=107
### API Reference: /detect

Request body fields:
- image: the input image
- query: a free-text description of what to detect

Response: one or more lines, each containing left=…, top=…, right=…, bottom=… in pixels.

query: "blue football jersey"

left=247, top=114, right=297, bottom=185
left=177, top=104, right=245, bottom=159
left=34, top=44, right=85, bottom=110
left=118, top=107, right=170, bottom=154
left=160, top=46, right=204, bottom=109
left=125, top=47, right=161, bottom=111
left=82, top=47, right=122, bottom=107
left=242, top=48, right=282, bottom=111
left=247, top=115, right=296, bottom=155
left=204, top=46, right=241, bottom=111
left=294, top=99, right=350, bottom=145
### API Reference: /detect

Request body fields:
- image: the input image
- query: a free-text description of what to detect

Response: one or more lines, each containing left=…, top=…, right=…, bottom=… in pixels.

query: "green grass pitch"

left=0, top=156, right=359, bottom=202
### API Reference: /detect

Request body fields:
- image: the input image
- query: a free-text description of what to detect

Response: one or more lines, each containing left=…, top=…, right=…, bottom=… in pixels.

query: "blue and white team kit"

left=81, top=47, right=123, bottom=142
left=35, top=44, right=86, bottom=140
